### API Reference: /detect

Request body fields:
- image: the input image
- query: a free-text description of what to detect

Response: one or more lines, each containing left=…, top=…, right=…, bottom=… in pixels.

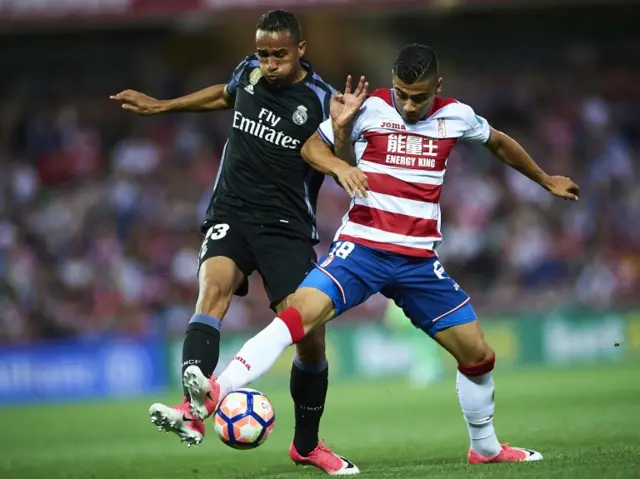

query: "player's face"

left=256, top=29, right=306, bottom=86
left=392, top=75, right=443, bottom=124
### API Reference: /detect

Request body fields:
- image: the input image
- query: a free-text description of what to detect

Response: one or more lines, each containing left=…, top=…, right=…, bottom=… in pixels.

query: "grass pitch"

left=1, top=363, right=639, bottom=479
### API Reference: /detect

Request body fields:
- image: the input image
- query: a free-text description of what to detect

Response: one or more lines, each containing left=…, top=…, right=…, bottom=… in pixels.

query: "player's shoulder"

left=430, top=97, right=477, bottom=123
left=234, top=53, right=260, bottom=72
left=301, top=61, right=336, bottom=119
left=347, top=88, right=394, bottom=121
left=365, top=88, right=393, bottom=107
left=241, top=53, right=260, bottom=68
left=302, top=73, right=334, bottom=106
left=305, top=70, right=336, bottom=95
left=229, top=53, right=260, bottom=82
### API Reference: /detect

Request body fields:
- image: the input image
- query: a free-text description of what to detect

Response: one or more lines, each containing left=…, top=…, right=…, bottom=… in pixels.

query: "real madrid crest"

left=292, top=105, right=308, bottom=126
left=249, top=68, right=263, bottom=85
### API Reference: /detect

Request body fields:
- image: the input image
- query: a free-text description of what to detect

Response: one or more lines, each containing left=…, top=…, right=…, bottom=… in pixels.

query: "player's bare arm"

left=302, top=132, right=369, bottom=198
left=484, top=128, right=580, bottom=200
left=109, top=84, right=232, bottom=115
left=330, top=75, right=368, bottom=165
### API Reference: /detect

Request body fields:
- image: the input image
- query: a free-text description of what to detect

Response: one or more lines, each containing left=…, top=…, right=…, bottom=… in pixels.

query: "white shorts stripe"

left=432, top=297, right=471, bottom=323
left=313, top=262, right=346, bottom=305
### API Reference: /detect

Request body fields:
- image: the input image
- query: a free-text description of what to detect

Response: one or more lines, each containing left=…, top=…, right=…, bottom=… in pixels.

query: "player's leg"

left=275, top=295, right=359, bottom=475
left=184, top=256, right=246, bottom=388
left=184, top=286, right=335, bottom=419
left=250, top=232, right=331, bottom=457
left=184, top=241, right=383, bottom=474
left=210, top=240, right=386, bottom=395
left=150, top=220, right=254, bottom=446
left=275, top=294, right=329, bottom=456
left=393, top=257, right=542, bottom=464
left=434, top=321, right=542, bottom=463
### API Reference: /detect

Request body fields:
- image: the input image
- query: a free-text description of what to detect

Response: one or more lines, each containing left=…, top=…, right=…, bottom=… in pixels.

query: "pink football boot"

left=149, top=397, right=205, bottom=446
left=289, top=440, right=360, bottom=475
left=182, top=365, right=222, bottom=420
left=469, top=443, right=543, bottom=464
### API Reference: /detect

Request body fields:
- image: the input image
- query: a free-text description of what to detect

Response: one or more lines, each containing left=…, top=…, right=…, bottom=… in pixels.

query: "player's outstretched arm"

left=485, top=128, right=580, bottom=200
left=110, top=84, right=232, bottom=115
left=302, top=132, right=369, bottom=198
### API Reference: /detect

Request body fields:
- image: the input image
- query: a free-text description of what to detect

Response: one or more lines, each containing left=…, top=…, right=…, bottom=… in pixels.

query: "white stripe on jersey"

left=354, top=192, right=439, bottom=220
left=358, top=159, right=445, bottom=185
left=336, top=222, right=442, bottom=249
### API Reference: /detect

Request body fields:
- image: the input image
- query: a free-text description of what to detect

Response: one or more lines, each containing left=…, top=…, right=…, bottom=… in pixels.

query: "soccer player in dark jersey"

left=110, top=10, right=359, bottom=475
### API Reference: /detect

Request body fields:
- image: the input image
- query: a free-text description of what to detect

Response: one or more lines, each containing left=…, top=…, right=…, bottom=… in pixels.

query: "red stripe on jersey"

left=338, top=234, right=437, bottom=258
left=348, top=205, right=441, bottom=238
left=365, top=172, right=441, bottom=203
left=362, top=133, right=456, bottom=172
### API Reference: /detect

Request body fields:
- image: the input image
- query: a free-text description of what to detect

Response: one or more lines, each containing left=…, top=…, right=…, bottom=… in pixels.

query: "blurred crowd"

left=0, top=15, right=639, bottom=344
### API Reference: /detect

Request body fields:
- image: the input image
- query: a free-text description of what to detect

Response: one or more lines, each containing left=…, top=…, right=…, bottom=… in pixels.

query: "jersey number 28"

left=329, top=241, right=355, bottom=259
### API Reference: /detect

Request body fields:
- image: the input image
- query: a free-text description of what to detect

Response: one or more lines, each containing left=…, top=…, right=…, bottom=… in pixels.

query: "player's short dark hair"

left=257, top=9, right=302, bottom=43
left=393, top=44, right=439, bottom=84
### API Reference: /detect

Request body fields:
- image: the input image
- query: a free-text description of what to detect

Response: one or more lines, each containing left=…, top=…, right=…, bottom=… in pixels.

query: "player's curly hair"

left=393, top=44, right=439, bottom=84
left=257, top=9, right=302, bottom=43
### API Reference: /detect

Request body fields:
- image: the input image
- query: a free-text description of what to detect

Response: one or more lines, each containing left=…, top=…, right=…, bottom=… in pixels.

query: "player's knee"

left=290, top=288, right=335, bottom=332
left=275, top=294, right=295, bottom=311
left=295, top=326, right=327, bottom=364
left=276, top=289, right=334, bottom=344
left=458, top=342, right=495, bottom=376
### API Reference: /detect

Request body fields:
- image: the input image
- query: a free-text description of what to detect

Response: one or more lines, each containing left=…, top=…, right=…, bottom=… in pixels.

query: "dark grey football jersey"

left=204, top=54, right=335, bottom=243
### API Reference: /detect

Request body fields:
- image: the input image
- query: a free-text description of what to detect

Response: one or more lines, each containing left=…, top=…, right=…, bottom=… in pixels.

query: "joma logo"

left=381, top=122, right=406, bottom=130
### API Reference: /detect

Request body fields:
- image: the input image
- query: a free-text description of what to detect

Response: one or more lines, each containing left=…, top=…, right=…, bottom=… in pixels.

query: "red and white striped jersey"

left=317, top=88, right=491, bottom=257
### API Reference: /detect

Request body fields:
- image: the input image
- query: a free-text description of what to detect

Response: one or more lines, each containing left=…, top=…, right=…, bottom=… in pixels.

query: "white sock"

left=456, top=370, right=501, bottom=457
left=217, top=318, right=294, bottom=396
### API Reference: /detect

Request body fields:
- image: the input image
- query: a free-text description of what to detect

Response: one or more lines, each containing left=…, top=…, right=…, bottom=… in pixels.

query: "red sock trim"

left=278, top=307, right=305, bottom=343
left=458, top=354, right=495, bottom=377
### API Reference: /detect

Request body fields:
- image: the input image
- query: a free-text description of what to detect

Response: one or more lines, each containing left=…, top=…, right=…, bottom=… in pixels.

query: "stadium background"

left=1, top=1, right=639, bottom=478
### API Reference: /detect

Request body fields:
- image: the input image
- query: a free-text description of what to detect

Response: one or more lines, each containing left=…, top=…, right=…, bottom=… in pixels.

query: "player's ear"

left=298, top=40, right=307, bottom=58
left=436, top=77, right=443, bottom=94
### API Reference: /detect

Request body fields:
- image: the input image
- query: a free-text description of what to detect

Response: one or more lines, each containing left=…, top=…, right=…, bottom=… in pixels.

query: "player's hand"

left=334, top=163, right=369, bottom=198
left=109, top=90, right=166, bottom=115
left=330, top=75, right=369, bottom=128
left=542, top=175, right=580, bottom=200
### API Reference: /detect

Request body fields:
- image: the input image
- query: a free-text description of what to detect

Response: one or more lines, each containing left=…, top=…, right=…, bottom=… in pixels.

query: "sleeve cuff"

left=317, top=128, right=334, bottom=148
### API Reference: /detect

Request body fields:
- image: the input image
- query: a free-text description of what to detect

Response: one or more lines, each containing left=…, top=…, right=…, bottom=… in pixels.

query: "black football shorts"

left=198, top=218, right=317, bottom=311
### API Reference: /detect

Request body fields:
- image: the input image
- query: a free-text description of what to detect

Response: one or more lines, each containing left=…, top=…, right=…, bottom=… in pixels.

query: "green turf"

left=1, top=363, right=639, bottom=479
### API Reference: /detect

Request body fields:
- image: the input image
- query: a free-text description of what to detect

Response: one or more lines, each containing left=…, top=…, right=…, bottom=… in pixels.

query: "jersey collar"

left=300, top=57, right=314, bottom=83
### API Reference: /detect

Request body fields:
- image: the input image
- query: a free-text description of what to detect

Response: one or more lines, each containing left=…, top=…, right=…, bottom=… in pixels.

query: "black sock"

left=181, top=316, right=221, bottom=399
left=290, top=358, right=329, bottom=456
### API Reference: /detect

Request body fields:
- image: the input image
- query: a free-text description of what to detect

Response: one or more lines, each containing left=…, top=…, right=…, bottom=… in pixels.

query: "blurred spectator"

left=0, top=11, right=638, bottom=343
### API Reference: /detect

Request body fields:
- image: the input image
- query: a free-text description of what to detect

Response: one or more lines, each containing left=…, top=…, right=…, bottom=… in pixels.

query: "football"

left=213, top=388, right=275, bottom=449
